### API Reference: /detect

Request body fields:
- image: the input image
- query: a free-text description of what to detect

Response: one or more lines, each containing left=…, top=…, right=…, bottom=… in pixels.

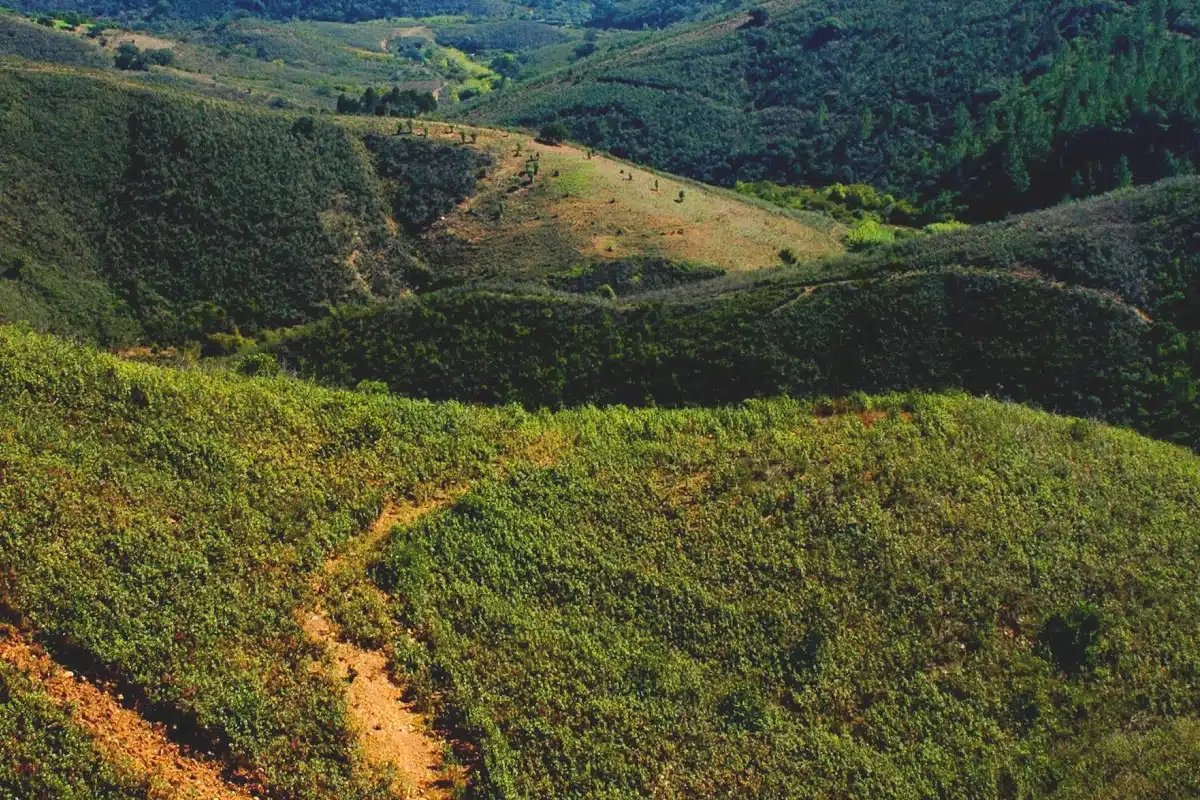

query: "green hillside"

left=1, top=327, right=1198, bottom=798
left=9, top=0, right=724, bottom=26
left=461, top=0, right=1200, bottom=219
left=265, top=177, right=1200, bottom=448
left=0, top=67, right=486, bottom=344
left=3, top=7, right=1200, bottom=798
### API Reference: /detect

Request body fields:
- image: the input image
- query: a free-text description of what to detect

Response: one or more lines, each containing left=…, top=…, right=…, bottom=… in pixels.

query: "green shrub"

left=373, top=394, right=1200, bottom=797
left=844, top=219, right=895, bottom=250
left=537, top=121, right=570, bottom=145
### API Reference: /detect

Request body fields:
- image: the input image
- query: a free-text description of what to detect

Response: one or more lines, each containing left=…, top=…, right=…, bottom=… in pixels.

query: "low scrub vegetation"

left=376, top=393, right=1200, bottom=797
left=0, top=326, right=526, bottom=798
left=0, top=662, right=149, bottom=798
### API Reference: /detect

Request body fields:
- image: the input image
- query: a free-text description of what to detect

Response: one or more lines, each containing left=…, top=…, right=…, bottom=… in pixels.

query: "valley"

left=1, top=2, right=1199, bottom=799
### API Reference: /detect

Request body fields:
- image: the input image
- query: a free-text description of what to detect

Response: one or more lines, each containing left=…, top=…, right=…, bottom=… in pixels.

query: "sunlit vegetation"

left=376, top=393, right=1200, bottom=798
left=1, top=323, right=1199, bottom=798
left=0, top=325, right=528, bottom=798
left=0, top=663, right=149, bottom=799
left=462, top=0, right=1200, bottom=220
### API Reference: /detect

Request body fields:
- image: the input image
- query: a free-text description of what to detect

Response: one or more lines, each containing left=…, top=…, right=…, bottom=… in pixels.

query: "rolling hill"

left=3, top=10, right=1200, bottom=799
left=460, top=0, right=1200, bottom=219
left=2, top=326, right=1199, bottom=798
left=0, top=63, right=838, bottom=347
left=266, top=177, right=1200, bottom=449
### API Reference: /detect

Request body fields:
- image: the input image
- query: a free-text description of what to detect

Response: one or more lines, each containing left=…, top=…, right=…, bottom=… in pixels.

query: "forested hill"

left=9, top=0, right=726, bottom=26
left=462, top=0, right=1200, bottom=220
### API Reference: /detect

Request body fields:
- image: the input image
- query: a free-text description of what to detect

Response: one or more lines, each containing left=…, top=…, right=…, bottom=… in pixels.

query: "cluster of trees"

left=365, top=132, right=490, bottom=233
left=9, top=0, right=722, bottom=25
left=336, top=86, right=437, bottom=117
left=466, top=0, right=1200, bottom=221
left=433, top=20, right=568, bottom=53
left=113, top=41, right=175, bottom=70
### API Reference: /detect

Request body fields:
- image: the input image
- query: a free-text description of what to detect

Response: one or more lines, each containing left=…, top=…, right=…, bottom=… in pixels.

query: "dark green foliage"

left=113, top=42, right=174, bottom=70
left=0, top=326, right=525, bottom=799
left=377, top=394, right=1200, bottom=797
left=271, top=268, right=1148, bottom=424
left=546, top=257, right=724, bottom=296
left=0, top=662, right=149, bottom=799
left=0, top=13, right=106, bottom=66
left=536, top=120, right=569, bottom=145
left=364, top=133, right=490, bottom=233
left=0, top=68, right=411, bottom=344
left=1039, top=603, right=1103, bottom=677
left=336, top=86, right=437, bottom=117
left=463, top=0, right=1200, bottom=220
left=435, top=21, right=568, bottom=53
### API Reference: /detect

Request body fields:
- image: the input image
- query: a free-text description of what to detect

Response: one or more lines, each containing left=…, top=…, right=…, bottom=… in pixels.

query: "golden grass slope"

left=391, top=121, right=844, bottom=278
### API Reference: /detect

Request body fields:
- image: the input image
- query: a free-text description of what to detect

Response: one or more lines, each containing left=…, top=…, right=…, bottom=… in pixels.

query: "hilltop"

left=2, top=326, right=1199, bottom=798
left=420, top=125, right=842, bottom=281
left=264, top=177, right=1200, bottom=448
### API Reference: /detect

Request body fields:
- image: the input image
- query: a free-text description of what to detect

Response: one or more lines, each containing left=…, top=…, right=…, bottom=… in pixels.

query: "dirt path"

left=0, top=626, right=253, bottom=800
left=304, top=495, right=464, bottom=799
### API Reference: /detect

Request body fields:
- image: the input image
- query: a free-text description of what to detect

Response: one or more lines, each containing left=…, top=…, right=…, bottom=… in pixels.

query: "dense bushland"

left=0, top=68, right=487, bottom=344
left=377, top=393, right=1200, bottom=797
left=270, top=269, right=1150, bottom=424
left=269, top=177, right=1200, bottom=448
left=365, top=133, right=491, bottom=234
left=463, top=0, right=1200, bottom=219
left=0, top=326, right=527, bottom=798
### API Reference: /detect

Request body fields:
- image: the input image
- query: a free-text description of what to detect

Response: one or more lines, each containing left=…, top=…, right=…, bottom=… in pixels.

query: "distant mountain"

left=461, top=0, right=1200, bottom=220
left=10, top=0, right=727, bottom=26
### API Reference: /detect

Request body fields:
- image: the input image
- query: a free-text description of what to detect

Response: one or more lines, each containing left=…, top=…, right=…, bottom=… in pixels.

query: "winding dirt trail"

left=0, top=626, right=254, bottom=800
left=303, top=495, right=464, bottom=799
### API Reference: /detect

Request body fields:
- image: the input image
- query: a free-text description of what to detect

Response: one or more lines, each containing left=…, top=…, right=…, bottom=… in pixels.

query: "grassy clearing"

left=426, top=130, right=844, bottom=281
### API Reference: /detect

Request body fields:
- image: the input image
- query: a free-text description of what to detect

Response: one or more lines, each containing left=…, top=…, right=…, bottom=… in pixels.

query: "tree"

left=145, top=48, right=175, bottom=68
left=746, top=8, right=770, bottom=28
left=114, top=43, right=147, bottom=71
left=538, top=122, right=571, bottom=145
left=491, top=53, right=521, bottom=80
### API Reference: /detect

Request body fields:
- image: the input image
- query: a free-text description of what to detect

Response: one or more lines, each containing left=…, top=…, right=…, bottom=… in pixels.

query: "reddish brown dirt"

left=305, top=496, right=466, bottom=799
left=0, top=626, right=254, bottom=800
left=301, top=612, right=453, bottom=799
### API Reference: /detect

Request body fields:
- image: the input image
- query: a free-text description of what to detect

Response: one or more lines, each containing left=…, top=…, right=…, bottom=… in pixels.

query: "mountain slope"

left=2, top=326, right=1199, bottom=798
left=267, top=177, right=1200, bottom=447
left=422, top=124, right=842, bottom=281
left=0, top=65, right=842, bottom=344
left=461, top=0, right=1200, bottom=219
left=0, top=67, right=408, bottom=344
